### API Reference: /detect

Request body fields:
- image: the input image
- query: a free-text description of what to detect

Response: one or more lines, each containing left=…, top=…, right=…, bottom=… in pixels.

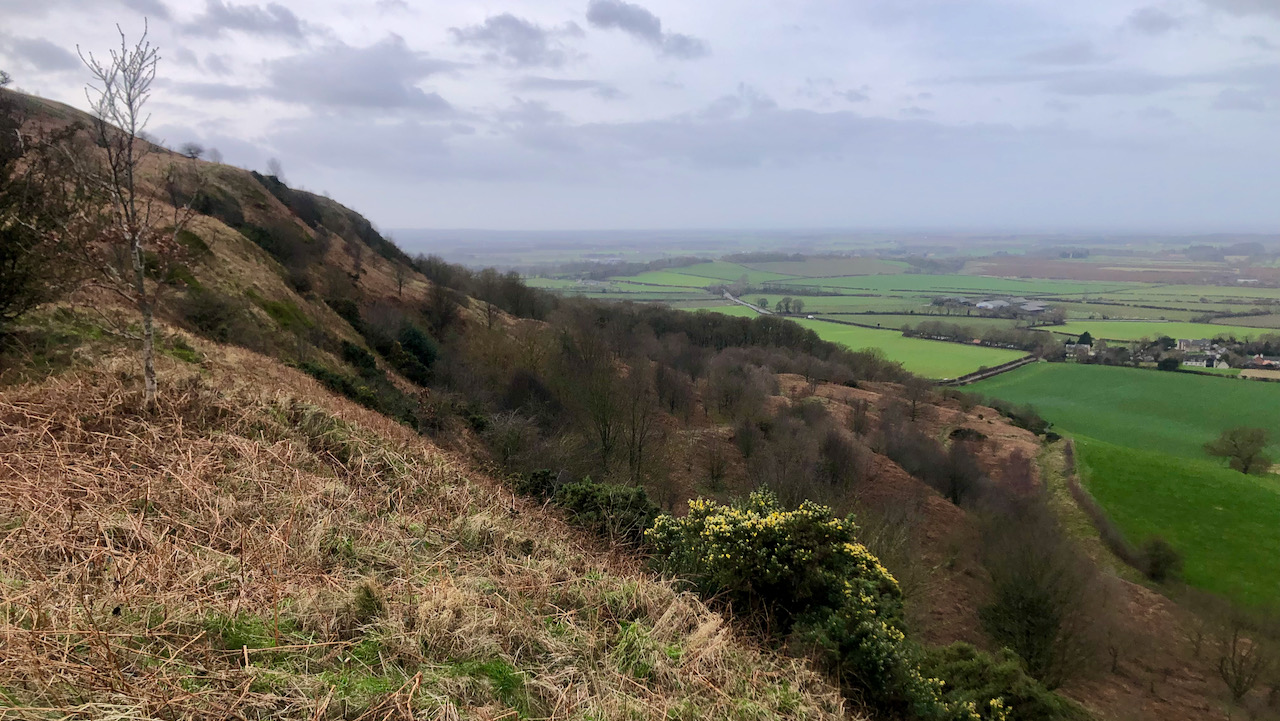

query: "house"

left=1177, top=339, right=1212, bottom=352
left=1247, top=355, right=1280, bottom=369
left=1183, top=354, right=1215, bottom=368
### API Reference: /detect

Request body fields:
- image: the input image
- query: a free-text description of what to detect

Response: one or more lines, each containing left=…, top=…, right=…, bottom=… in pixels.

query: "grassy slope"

left=972, top=363, right=1280, bottom=605
left=794, top=318, right=1027, bottom=378
left=0, top=343, right=849, bottom=720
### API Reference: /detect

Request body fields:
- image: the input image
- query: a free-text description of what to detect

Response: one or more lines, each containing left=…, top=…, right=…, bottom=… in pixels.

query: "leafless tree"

left=267, top=157, right=284, bottom=180
left=179, top=141, right=204, bottom=159
left=902, top=376, right=934, bottom=422
left=76, top=24, right=201, bottom=405
left=621, top=360, right=663, bottom=486
left=207, top=147, right=223, bottom=164
left=394, top=262, right=408, bottom=298
left=346, top=239, right=365, bottom=284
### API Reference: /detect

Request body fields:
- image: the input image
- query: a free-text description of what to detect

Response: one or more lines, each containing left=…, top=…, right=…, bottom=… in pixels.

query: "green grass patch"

left=969, top=363, right=1280, bottom=460
left=793, top=318, right=1027, bottom=379
left=971, top=363, right=1280, bottom=605
left=1075, top=438, right=1280, bottom=606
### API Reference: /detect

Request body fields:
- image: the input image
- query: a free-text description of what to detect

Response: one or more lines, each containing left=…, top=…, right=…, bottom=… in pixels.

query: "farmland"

left=1052, top=320, right=1268, bottom=342
left=791, top=319, right=1027, bottom=378
left=971, top=363, right=1280, bottom=605
left=527, top=254, right=1280, bottom=380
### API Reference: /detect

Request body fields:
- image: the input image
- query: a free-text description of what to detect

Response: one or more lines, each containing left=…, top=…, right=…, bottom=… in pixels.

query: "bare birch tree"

left=77, top=24, right=199, bottom=405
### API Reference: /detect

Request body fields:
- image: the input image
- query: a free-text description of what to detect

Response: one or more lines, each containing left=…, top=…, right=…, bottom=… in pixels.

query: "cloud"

left=900, top=106, right=934, bottom=117
left=1137, top=105, right=1177, bottom=120
left=1020, top=42, right=1108, bottom=65
left=0, top=34, right=80, bottom=72
left=205, top=54, right=232, bottom=75
left=1203, top=0, right=1280, bottom=19
left=1127, top=6, right=1182, bottom=35
left=512, top=76, right=622, bottom=99
left=450, top=14, right=583, bottom=68
left=265, top=35, right=458, bottom=111
left=120, top=0, right=171, bottom=19
left=586, top=0, right=708, bottom=59
left=181, top=0, right=308, bottom=40
left=838, top=88, right=870, bottom=103
left=1213, top=87, right=1268, bottom=111
left=1244, top=35, right=1276, bottom=50
left=168, top=80, right=257, bottom=101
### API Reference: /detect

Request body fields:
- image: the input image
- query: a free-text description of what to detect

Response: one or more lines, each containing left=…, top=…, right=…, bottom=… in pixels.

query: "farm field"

left=821, top=314, right=1030, bottom=331
left=1052, top=320, right=1269, bottom=342
left=1211, top=313, right=1280, bottom=329
left=971, top=363, right=1280, bottom=604
left=742, top=257, right=907, bottom=277
left=793, top=319, right=1027, bottom=378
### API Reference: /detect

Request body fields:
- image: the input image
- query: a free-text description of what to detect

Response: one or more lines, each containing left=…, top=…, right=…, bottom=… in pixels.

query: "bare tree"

left=179, top=141, right=204, bottom=159
left=267, top=157, right=284, bottom=180
left=394, top=262, right=408, bottom=298
left=902, top=376, right=933, bottom=422
left=0, top=70, right=11, bottom=87
left=207, top=147, right=223, bottom=164
left=76, top=24, right=200, bottom=406
left=621, top=360, right=663, bottom=486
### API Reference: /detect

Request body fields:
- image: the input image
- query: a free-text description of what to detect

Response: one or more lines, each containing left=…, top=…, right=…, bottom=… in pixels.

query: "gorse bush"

left=553, top=478, right=659, bottom=545
left=646, top=492, right=1008, bottom=720
left=920, top=644, right=1090, bottom=721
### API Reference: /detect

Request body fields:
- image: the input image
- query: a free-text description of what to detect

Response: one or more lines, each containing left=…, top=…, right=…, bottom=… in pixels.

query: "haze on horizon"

left=2, top=0, right=1278, bottom=233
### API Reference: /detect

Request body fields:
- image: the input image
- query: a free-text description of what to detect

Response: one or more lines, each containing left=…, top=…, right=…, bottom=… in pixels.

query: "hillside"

left=2, top=84, right=1272, bottom=721
left=0, top=341, right=848, bottom=719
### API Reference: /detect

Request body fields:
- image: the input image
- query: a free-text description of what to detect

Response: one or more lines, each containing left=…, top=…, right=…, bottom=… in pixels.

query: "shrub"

left=1141, top=536, right=1183, bottom=583
left=646, top=492, right=1005, bottom=719
left=325, top=297, right=364, bottom=335
left=553, top=478, right=658, bottom=545
left=920, top=643, right=1090, bottom=721
left=341, top=341, right=380, bottom=376
left=514, top=469, right=560, bottom=500
left=179, top=287, right=250, bottom=344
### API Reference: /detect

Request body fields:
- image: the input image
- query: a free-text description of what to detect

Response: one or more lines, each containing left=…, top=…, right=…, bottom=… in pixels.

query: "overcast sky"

left=2, top=0, right=1278, bottom=232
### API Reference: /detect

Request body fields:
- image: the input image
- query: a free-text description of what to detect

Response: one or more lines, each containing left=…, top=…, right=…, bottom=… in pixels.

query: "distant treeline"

left=903, top=320, right=1064, bottom=355
left=552, top=256, right=712, bottom=281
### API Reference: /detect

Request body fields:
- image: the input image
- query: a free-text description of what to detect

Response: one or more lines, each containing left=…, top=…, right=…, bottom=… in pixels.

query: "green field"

left=1054, top=320, right=1270, bottom=342
left=971, top=363, right=1280, bottom=604
left=794, top=319, right=1027, bottom=379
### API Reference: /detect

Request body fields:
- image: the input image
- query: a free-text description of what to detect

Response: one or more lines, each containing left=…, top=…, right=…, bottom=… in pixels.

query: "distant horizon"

left=6, top=1, right=1278, bottom=231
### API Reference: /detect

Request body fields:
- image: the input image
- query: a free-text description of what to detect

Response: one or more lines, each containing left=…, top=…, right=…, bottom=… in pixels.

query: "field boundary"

left=1060, top=441, right=1147, bottom=573
left=938, top=355, right=1037, bottom=386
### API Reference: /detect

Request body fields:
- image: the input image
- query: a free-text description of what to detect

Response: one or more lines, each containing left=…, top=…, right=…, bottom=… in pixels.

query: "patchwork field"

left=793, top=319, right=1027, bottom=379
left=1053, top=320, right=1269, bottom=342
left=537, top=258, right=1280, bottom=382
left=971, top=363, right=1280, bottom=605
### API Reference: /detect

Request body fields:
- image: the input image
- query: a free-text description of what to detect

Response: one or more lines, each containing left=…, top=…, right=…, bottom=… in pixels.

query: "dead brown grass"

left=0, top=345, right=851, bottom=720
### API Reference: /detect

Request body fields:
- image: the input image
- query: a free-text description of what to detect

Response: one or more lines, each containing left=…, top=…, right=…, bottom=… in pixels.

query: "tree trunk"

left=131, top=236, right=157, bottom=405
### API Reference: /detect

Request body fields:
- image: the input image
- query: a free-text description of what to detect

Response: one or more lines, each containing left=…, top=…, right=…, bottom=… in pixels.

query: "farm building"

left=1182, top=354, right=1216, bottom=368
left=1247, top=355, right=1280, bottom=370
left=976, top=300, right=1011, bottom=310
left=1178, top=339, right=1212, bottom=352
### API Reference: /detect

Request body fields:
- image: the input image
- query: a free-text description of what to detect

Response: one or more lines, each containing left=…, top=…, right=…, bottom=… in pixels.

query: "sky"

left=1, top=0, right=1278, bottom=232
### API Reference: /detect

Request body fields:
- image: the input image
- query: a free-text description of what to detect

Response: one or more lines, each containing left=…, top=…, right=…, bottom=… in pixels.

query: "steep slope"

left=0, top=339, right=849, bottom=720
